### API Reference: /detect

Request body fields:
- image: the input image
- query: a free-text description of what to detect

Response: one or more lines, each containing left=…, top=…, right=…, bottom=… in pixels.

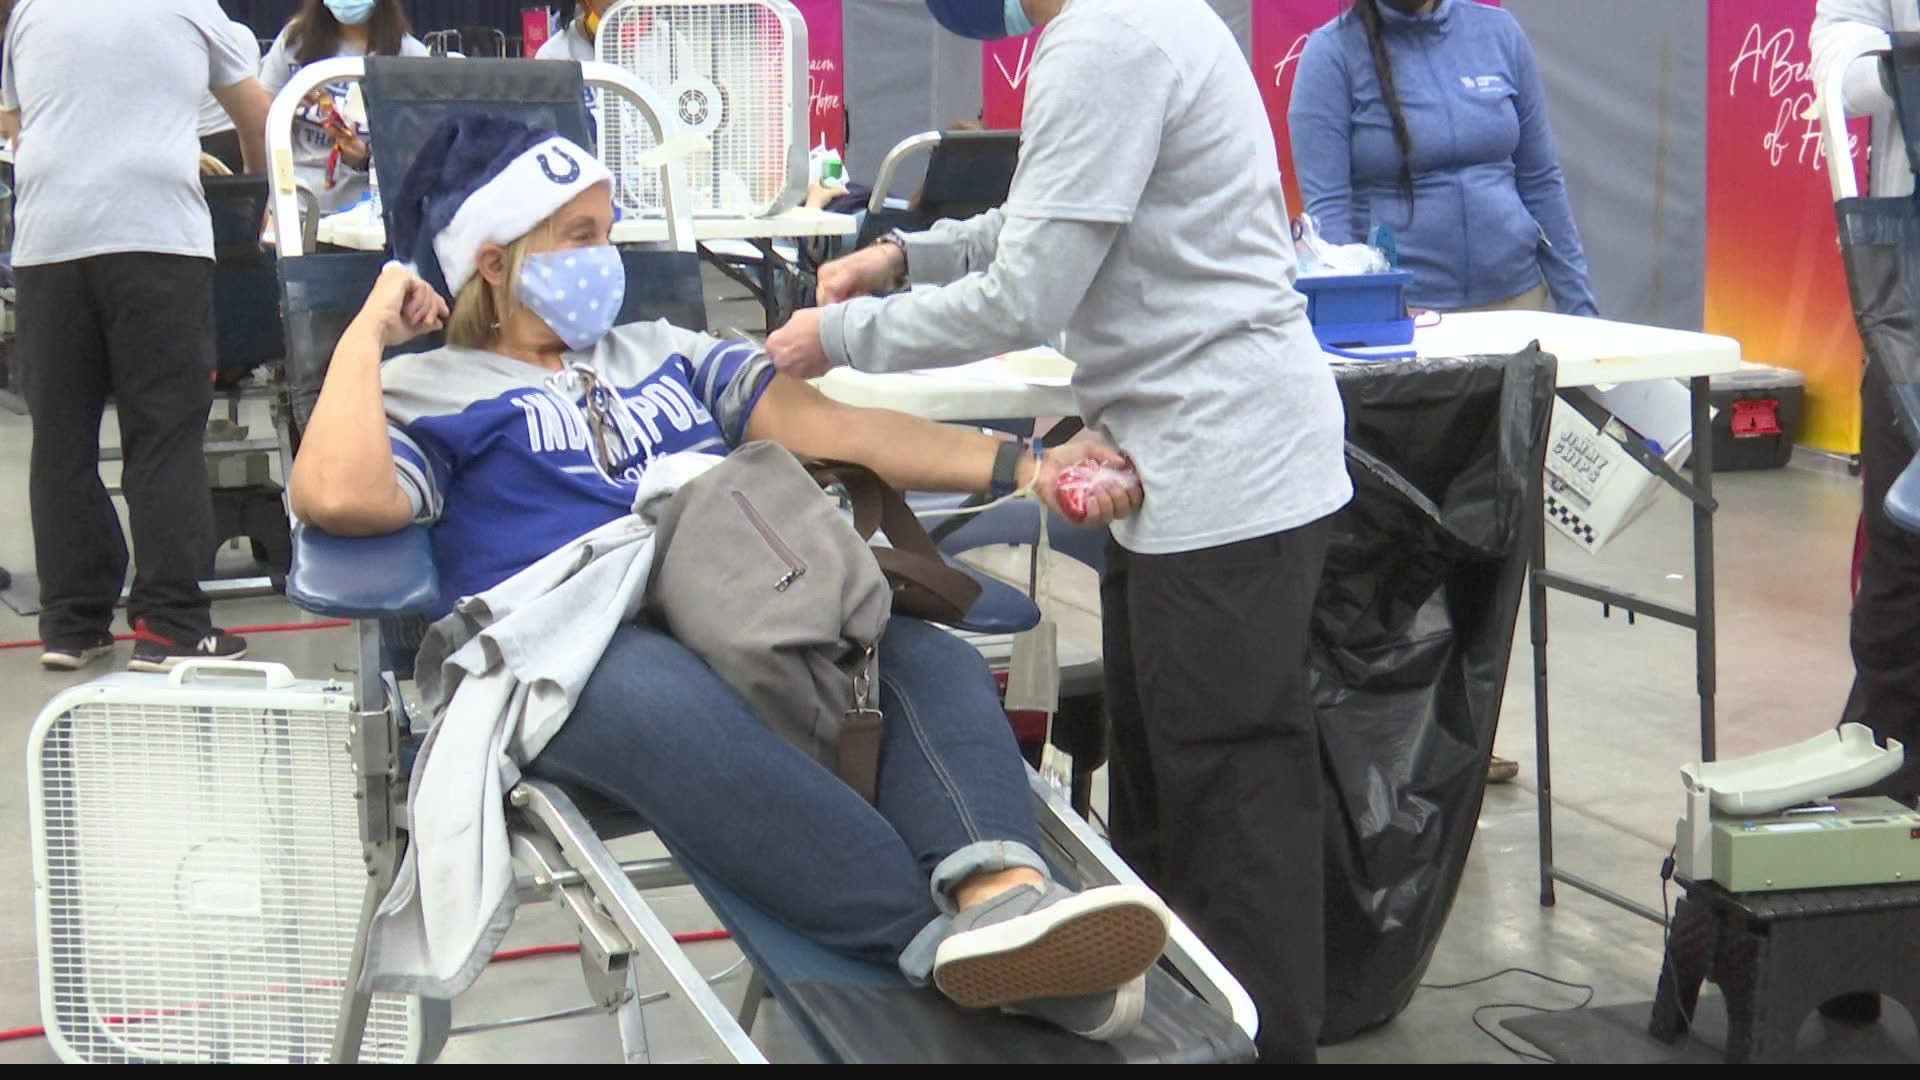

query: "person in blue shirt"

left=1289, top=0, right=1597, bottom=319
left=290, top=114, right=1171, bottom=1042
left=1292, top=0, right=1591, bottom=787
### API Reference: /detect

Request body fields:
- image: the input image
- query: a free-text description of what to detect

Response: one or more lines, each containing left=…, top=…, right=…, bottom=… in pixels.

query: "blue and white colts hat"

left=389, top=114, right=612, bottom=295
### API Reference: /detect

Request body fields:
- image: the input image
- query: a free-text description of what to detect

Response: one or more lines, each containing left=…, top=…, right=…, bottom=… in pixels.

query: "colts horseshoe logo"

left=537, top=146, right=582, bottom=184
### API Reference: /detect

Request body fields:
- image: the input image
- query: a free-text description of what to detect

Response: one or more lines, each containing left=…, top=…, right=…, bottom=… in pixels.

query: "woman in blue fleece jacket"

left=1289, top=0, right=1597, bottom=317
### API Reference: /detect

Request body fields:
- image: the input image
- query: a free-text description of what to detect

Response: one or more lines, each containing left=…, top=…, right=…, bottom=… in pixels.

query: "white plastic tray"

left=1682, top=723, right=1905, bottom=816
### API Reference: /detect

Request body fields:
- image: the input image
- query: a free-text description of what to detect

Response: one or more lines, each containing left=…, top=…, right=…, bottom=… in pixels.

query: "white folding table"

left=315, top=201, right=857, bottom=249
left=316, top=202, right=857, bottom=329
left=816, top=311, right=1744, bottom=924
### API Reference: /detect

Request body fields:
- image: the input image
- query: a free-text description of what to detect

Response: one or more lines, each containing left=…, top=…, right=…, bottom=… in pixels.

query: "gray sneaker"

left=932, top=881, right=1169, bottom=1037
left=1006, top=973, right=1150, bottom=1042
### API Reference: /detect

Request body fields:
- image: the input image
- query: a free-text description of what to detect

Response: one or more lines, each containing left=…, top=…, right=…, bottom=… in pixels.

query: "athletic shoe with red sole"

left=128, top=618, right=249, bottom=673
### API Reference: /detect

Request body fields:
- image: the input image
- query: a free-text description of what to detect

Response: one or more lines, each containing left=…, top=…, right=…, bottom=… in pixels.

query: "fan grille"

left=34, top=694, right=419, bottom=1063
left=599, top=1, right=796, bottom=217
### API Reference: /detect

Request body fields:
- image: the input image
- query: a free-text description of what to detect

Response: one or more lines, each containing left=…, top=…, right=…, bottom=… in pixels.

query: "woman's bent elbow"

left=290, top=483, right=408, bottom=537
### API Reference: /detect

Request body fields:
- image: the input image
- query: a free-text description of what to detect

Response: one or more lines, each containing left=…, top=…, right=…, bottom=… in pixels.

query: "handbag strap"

left=806, top=459, right=952, bottom=561
left=807, top=460, right=889, bottom=539
left=807, top=459, right=983, bottom=620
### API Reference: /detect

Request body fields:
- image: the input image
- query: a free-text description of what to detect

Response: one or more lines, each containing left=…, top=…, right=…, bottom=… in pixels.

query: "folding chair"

left=202, top=175, right=293, bottom=583
left=858, top=128, right=1022, bottom=249
left=271, top=56, right=1256, bottom=1064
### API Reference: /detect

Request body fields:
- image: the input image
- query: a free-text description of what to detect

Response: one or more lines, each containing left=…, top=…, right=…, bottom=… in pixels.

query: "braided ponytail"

left=1353, top=0, right=1415, bottom=218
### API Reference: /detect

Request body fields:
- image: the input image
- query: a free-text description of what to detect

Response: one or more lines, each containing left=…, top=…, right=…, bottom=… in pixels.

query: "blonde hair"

left=446, top=234, right=537, bottom=349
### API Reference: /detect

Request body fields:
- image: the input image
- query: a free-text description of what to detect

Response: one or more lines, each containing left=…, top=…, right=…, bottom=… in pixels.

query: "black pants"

left=199, top=130, right=245, bottom=175
left=1102, top=518, right=1333, bottom=1064
left=1844, top=360, right=1920, bottom=800
left=19, top=253, right=218, bottom=644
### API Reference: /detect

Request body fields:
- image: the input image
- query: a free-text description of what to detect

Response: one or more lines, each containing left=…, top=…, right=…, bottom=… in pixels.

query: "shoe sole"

left=127, top=645, right=248, bottom=674
left=1488, top=758, right=1521, bottom=784
left=39, top=645, right=114, bottom=671
left=933, top=887, right=1171, bottom=1010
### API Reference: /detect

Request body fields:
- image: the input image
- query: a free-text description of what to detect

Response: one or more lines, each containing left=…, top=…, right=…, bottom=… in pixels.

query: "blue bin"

left=1296, top=270, right=1416, bottom=349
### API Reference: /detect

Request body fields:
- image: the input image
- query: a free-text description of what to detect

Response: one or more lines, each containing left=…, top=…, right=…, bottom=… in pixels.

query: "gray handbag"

left=644, top=441, right=896, bottom=799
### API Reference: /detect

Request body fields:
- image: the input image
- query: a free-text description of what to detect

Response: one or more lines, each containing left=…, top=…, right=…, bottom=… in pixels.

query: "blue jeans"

left=531, top=616, right=1049, bottom=971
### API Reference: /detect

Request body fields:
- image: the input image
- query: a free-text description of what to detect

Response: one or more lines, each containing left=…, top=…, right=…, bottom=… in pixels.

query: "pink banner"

left=791, top=0, right=847, bottom=153
left=1249, top=0, right=1347, bottom=215
left=520, top=8, right=551, bottom=58
left=982, top=31, right=1042, bottom=129
left=1704, top=0, right=1869, bottom=452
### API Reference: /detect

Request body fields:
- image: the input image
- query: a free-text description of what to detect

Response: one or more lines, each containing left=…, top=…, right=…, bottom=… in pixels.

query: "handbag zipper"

left=732, top=490, right=809, bottom=591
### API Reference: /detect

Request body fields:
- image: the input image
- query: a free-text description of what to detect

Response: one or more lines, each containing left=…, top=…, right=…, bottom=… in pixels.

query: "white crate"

left=1544, top=381, right=1697, bottom=554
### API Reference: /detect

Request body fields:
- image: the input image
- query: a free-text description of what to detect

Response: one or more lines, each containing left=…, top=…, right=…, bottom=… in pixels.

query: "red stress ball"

left=1055, top=459, right=1143, bottom=523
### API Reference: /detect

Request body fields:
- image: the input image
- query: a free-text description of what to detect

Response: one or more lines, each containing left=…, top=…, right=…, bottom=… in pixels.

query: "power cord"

left=1416, top=851, right=1708, bottom=1064
left=1418, top=968, right=1596, bottom=1063
left=1658, top=846, right=1706, bottom=1062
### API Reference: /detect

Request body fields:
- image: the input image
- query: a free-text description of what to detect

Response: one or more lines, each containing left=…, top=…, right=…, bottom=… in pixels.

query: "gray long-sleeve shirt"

left=820, top=0, right=1351, bottom=555
left=1813, top=0, right=1920, bottom=197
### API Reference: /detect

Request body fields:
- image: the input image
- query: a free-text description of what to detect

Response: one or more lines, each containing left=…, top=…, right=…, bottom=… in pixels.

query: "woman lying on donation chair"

left=287, top=114, right=1167, bottom=1041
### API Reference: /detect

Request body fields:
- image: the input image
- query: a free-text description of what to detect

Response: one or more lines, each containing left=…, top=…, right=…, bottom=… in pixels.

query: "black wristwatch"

left=989, top=438, right=1039, bottom=498
left=989, top=440, right=1024, bottom=498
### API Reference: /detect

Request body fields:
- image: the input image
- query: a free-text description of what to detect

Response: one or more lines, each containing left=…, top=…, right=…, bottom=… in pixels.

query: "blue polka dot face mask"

left=517, top=245, right=625, bottom=351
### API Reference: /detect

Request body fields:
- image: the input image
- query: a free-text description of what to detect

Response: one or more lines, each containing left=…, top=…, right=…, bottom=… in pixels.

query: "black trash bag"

left=1316, top=347, right=1558, bottom=1043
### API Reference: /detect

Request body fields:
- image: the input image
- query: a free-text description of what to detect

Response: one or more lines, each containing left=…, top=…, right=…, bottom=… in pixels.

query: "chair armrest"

left=1888, top=382, right=1920, bottom=536
left=1887, top=458, right=1920, bottom=536
left=949, top=565, right=1041, bottom=636
left=926, top=499, right=1112, bottom=577
left=870, top=131, right=943, bottom=213
left=286, top=522, right=442, bottom=619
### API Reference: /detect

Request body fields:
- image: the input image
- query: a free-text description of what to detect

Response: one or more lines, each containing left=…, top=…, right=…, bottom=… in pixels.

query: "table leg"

left=1531, top=476, right=1557, bottom=908
left=1531, top=376, right=1721, bottom=916
left=1691, top=375, right=1718, bottom=761
left=755, top=240, right=780, bottom=331
left=697, top=242, right=788, bottom=332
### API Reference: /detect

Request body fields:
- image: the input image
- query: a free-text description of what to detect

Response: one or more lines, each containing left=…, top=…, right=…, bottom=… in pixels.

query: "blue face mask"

left=1004, top=0, right=1035, bottom=37
left=324, top=0, right=378, bottom=26
left=925, top=0, right=1034, bottom=40
left=517, top=245, right=626, bottom=351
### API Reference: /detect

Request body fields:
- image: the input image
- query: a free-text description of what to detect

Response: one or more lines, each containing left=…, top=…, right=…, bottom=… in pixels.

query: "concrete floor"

left=0, top=301, right=1889, bottom=1061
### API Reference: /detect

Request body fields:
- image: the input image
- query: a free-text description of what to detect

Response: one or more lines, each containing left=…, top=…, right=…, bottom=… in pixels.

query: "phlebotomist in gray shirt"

left=766, top=0, right=1353, bottom=1063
